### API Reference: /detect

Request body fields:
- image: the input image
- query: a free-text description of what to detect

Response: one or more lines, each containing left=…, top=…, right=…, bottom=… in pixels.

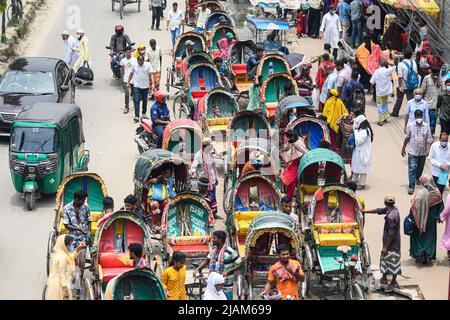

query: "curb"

left=0, top=0, right=46, bottom=63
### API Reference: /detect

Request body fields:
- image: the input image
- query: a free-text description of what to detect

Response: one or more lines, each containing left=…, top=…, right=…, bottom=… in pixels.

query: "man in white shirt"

left=128, top=55, right=153, bottom=122
left=61, top=30, right=78, bottom=68
left=392, top=49, right=419, bottom=117
left=428, top=132, right=450, bottom=194
left=319, top=4, right=342, bottom=61
left=195, top=2, right=211, bottom=34
left=370, top=60, right=396, bottom=125
left=120, top=47, right=137, bottom=114
left=146, top=39, right=162, bottom=99
left=166, top=2, right=184, bottom=47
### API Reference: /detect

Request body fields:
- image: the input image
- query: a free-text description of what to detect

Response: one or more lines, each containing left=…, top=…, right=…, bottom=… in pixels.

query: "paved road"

left=0, top=0, right=448, bottom=299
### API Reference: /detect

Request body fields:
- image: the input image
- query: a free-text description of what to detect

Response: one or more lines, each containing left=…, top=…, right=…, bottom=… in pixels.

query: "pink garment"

left=439, top=195, right=450, bottom=250
left=217, top=38, right=236, bottom=58
left=367, top=44, right=382, bottom=75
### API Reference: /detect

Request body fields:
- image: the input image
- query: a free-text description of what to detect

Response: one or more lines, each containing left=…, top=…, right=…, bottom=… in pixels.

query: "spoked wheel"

left=120, top=0, right=124, bottom=19
left=46, top=230, right=58, bottom=276
left=172, top=94, right=188, bottom=119
left=345, top=283, right=365, bottom=300
left=25, top=192, right=36, bottom=211
left=112, top=0, right=115, bottom=11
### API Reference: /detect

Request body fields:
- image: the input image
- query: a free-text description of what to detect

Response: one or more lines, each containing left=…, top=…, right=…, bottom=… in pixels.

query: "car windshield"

left=0, top=70, right=55, bottom=95
left=10, top=127, right=59, bottom=153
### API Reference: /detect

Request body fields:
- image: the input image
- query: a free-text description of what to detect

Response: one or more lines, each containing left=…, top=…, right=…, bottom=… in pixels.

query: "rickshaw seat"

left=211, top=50, right=222, bottom=59
left=191, top=90, right=208, bottom=99
left=58, top=211, right=103, bottom=236
left=98, top=252, right=133, bottom=268
left=265, top=102, right=278, bottom=118
left=313, top=223, right=360, bottom=247
left=232, top=64, right=247, bottom=76
left=171, top=244, right=210, bottom=257
left=100, top=266, right=134, bottom=283
left=235, top=211, right=264, bottom=237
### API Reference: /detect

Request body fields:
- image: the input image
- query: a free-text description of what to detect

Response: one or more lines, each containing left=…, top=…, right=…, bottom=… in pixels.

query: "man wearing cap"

left=217, top=32, right=236, bottom=59
left=363, top=195, right=401, bottom=293
left=197, top=177, right=218, bottom=218
left=73, top=29, right=91, bottom=72
left=190, top=138, right=219, bottom=210
left=61, top=31, right=78, bottom=68
left=240, top=151, right=267, bottom=178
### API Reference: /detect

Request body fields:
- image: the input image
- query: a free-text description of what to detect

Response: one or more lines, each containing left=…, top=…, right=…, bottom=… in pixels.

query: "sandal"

left=123, top=107, right=129, bottom=114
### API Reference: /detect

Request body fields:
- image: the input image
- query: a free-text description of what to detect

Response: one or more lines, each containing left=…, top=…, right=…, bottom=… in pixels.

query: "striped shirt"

left=208, top=246, right=241, bottom=288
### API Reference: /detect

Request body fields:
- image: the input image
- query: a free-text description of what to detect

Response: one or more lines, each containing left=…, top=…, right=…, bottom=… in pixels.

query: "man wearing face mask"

left=436, top=79, right=450, bottom=134
left=363, top=195, right=401, bottom=293
left=427, top=132, right=450, bottom=195
left=401, top=109, right=433, bottom=194
left=404, top=88, right=430, bottom=134
left=319, top=5, right=343, bottom=61
left=421, top=66, right=442, bottom=135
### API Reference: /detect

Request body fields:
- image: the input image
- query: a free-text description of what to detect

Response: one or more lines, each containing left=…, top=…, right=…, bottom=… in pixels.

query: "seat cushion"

left=191, top=90, right=208, bottom=99
left=99, top=252, right=134, bottom=268
left=171, top=244, right=210, bottom=257
left=266, top=102, right=278, bottom=118
left=167, top=235, right=211, bottom=246
left=318, top=233, right=357, bottom=246
left=101, top=266, right=134, bottom=283
left=208, top=117, right=231, bottom=126
left=232, top=64, right=247, bottom=76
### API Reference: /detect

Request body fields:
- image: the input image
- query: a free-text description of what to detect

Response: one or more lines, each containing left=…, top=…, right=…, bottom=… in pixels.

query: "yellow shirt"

left=161, top=265, right=187, bottom=300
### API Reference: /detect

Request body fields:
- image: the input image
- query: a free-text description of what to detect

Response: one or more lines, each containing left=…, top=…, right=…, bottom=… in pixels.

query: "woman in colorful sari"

left=409, top=175, right=443, bottom=264
left=355, top=35, right=382, bottom=91
left=280, top=129, right=309, bottom=198
left=46, top=235, right=86, bottom=300
left=322, top=89, right=348, bottom=151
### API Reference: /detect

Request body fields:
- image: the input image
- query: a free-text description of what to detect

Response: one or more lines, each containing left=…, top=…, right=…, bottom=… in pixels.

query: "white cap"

left=61, top=30, right=69, bottom=35
left=77, top=29, right=84, bottom=34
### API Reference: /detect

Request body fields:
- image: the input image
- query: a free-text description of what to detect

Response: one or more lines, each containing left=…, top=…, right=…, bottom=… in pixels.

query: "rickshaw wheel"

left=25, top=192, right=36, bottom=211
left=111, top=0, right=115, bottom=11
left=172, top=94, right=182, bottom=119
left=345, top=283, right=364, bottom=300
left=46, top=230, right=58, bottom=276
left=165, top=67, right=171, bottom=93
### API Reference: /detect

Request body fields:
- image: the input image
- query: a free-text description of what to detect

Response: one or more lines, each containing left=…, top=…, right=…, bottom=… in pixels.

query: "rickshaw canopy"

left=298, top=148, right=346, bottom=180
left=198, top=87, right=239, bottom=117
left=174, top=32, right=207, bottom=59
left=276, top=96, right=315, bottom=125
left=229, top=40, right=257, bottom=65
left=109, top=268, right=167, bottom=300
left=247, top=17, right=290, bottom=30
left=204, top=11, right=234, bottom=31
left=162, top=119, right=203, bottom=155
left=186, top=63, right=222, bottom=92
left=186, top=51, right=213, bottom=69
left=227, top=110, right=272, bottom=142
left=287, top=117, right=330, bottom=150
left=379, top=0, right=440, bottom=20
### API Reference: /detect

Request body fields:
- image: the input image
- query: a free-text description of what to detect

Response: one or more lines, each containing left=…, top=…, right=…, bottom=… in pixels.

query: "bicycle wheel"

left=120, top=0, right=124, bottom=19
left=345, top=283, right=364, bottom=300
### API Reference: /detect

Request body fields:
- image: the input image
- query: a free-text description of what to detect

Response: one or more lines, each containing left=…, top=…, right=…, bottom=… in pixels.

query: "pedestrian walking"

left=404, top=88, right=430, bottom=133
left=391, top=49, right=419, bottom=117
left=150, top=0, right=163, bottom=30
left=409, top=175, right=443, bottom=264
left=146, top=39, right=162, bottom=99
left=335, top=58, right=352, bottom=96
left=73, top=29, right=91, bottom=72
left=307, top=0, right=323, bottom=38
left=427, top=132, right=450, bottom=195
left=166, top=2, right=184, bottom=48
left=128, top=55, right=153, bottom=122
left=336, top=0, right=351, bottom=44
left=401, top=109, right=433, bottom=194
left=319, top=4, right=342, bottom=61
left=369, top=59, right=396, bottom=125
left=439, top=194, right=450, bottom=261
left=363, top=195, right=402, bottom=293
left=61, top=30, right=78, bottom=68
left=203, top=272, right=227, bottom=300
left=120, top=47, right=137, bottom=114
left=348, top=0, right=363, bottom=48
left=351, top=114, right=373, bottom=189
left=295, top=9, right=307, bottom=38
left=161, top=251, right=187, bottom=300
left=436, top=79, right=450, bottom=133
left=319, top=63, right=337, bottom=110
left=341, top=70, right=365, bottom=113
left=421, top=66, right=443, bottom=135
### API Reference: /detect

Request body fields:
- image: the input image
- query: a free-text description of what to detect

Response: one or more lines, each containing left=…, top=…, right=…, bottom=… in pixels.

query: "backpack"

left=75, top=61, right=94, bottom=81
left=351, top=86, right=366, bottom=114
left=403, top=212, right=415, bottom=236
left=403, top=60, right=419, bottom=90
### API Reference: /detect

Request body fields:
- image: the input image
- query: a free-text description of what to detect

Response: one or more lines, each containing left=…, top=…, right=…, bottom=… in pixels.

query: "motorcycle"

left=106, top=42, right=135, bottom=80
left=134, top=119, right=159, bottom=154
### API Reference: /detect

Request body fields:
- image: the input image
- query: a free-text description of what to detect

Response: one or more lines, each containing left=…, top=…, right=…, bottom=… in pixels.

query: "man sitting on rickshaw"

left=217, top=32, right=236, bottom=60
left=122, top=194, right=147, bottom=221
left=128, top=243, right=150, bottom=268
left=146, top=164, right=177, bottom=226
left=240, top=151, right=270, bottom=178
left=197, top=177, right=219, bottom=218
left=150, top=91, right=170, bottom=148
left=261, top=244, right=305, bottom=300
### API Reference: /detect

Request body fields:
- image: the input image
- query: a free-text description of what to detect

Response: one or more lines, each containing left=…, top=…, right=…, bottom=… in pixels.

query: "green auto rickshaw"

left=9, top=103, right=89, bottom=210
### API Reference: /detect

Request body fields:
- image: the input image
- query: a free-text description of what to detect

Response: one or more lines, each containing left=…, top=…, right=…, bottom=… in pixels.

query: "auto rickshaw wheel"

left=46, top=230, right=58, bottom=276
left=25, top=192, right=36, bottom=211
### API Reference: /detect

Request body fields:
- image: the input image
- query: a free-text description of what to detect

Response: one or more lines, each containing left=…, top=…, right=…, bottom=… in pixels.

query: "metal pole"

left=1, top=10, right=5, bottom=43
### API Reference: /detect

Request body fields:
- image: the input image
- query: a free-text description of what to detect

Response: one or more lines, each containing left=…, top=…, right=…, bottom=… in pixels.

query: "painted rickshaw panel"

left=256, top=53, right=291, bottom=82
left=260, top=73, right=298, bottom=119
left=185, top=62, right=222, bottom=94
left=287, top=117, right=330, bottom=150
left=275, top=96, right=316, bottom=129
left=207, top=25, right=237, bottom=51
left=174, top=32, right=207, bottom=60
left=161, top=119, right=203, bottom=160
left=204, top=11, right=235, bottom=32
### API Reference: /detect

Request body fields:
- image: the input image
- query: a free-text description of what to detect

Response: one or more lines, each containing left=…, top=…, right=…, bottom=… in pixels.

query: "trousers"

left=133, top=87, right=149, bottom=117
left=408, top=154, right=426, bottom=190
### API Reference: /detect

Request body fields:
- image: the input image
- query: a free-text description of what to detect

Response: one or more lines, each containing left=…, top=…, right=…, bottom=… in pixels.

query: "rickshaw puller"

left=150, top=91, right=170, bottom=148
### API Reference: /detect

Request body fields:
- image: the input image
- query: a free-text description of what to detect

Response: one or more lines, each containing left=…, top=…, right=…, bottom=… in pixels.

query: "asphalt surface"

left=0, top=0, right=448, bottom=300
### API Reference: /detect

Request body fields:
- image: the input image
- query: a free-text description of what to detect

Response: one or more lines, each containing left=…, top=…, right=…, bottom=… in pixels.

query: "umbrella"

left=378, top=0, right=440, bottom=20
left=285, top=53, right=305, bottom=70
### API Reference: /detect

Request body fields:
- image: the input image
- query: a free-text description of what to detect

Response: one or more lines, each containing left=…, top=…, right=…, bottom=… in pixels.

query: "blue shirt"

left=341, top=80, right=364, bottom=106
left=150, top=101, right=170, bottom=125
left=246, top=54, right=260, bottom=74
left=337, top=1, right=350, bottom=22
left=406, top=99, right=430, bottom=124
left=349, top=0, right=362, bottom=21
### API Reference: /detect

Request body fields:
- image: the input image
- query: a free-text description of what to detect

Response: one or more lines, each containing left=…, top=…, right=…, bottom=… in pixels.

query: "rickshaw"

left=162, top=119, right=203, bottom=163
left=206, top=24, right=238, bottom=59
left=90, top=210, right=155, bottom=299
left=260, top=73, right=298, bottom=120
left=9, top=103, right=89, bottom=210
left=223, top=137, right=280, bottom=197
left=166, top=32, right=207, bottom=91
left=46, top=172, right=108, bottom=275
left=133, top=149, right=190, bottom=230
left=111, top=0, right=141, bottom=20
left=198, top=87, right=239, bottom=139
left=173, top=62, right=222, bottom=120
left=204, top=11, right=234, bottom=33
left=104, top=268, right=166, bottom=300
left=236, top=212, right=310, bottom=300
left=276, top=96, right=316, bottom=139
left=186, top=51, right=214, bottom=70
left=297, top=149, right=347, bottom=218
left=161, top=192, right=214, bottom=300
left=228, top=40, right=257, bottom=99
left=255, top=53, right=291, bottom=82
left=185, top=0, right=225, bottom=26
left=304, top=184, right=372, bottom=299
left=287, top=117, right=330, bottom=150
left=246, top=16, right=289, bottom=53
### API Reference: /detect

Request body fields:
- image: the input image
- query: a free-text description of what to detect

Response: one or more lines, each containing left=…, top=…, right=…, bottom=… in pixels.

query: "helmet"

left=154, top=91, right=169, bottom=104
left=115, top=25, right=124, bottom=33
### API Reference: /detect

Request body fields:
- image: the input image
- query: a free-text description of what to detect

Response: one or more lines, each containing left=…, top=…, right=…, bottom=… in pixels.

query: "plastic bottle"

left=268, top=61, right=274, bottom=76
